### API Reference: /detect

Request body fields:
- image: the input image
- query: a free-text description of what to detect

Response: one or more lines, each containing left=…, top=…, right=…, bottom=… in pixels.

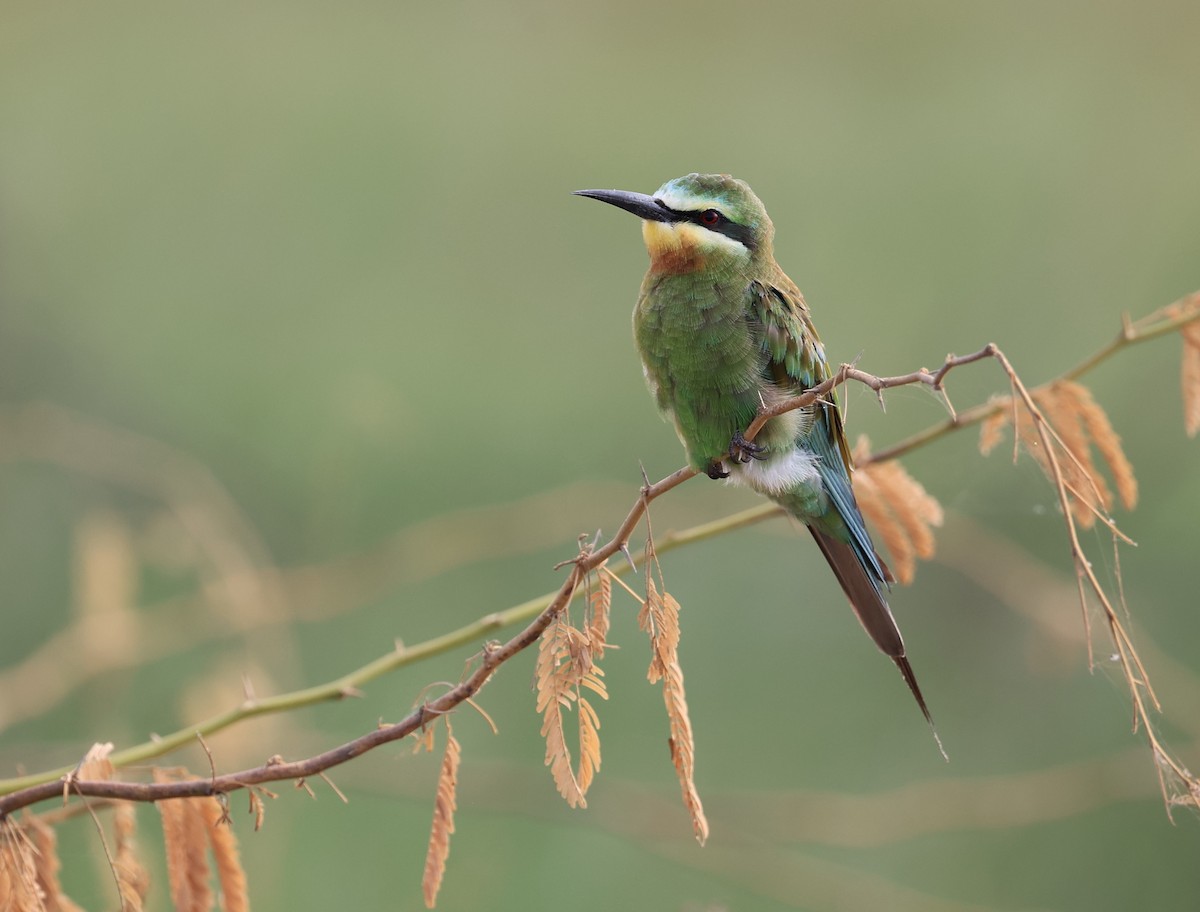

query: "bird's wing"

left=749, top=278, right=940, bottom=746
left=748, top=278, right=887, bottom=584
left=748, top=277, right=853, bottom=472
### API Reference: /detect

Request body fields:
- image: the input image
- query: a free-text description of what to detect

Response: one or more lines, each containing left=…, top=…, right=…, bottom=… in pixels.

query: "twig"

left=0, top=469, right=695, bottom=816
left=741, top=346, right=999, bottom=445
left=868, top=303, right=1200, bottom=465
left=3, top=296, right=1197, bottom=818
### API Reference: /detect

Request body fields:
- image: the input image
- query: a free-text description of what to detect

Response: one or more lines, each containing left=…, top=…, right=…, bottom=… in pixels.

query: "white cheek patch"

left=674, top=222, right=749, bottom=258
left=731, top=449, right=823, bottom=497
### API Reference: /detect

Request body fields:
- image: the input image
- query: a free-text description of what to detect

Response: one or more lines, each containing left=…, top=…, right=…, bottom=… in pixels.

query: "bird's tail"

left=808, top=526, right=947, bottom=760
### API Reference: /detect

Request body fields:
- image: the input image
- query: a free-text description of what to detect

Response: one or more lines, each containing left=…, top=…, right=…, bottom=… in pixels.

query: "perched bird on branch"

left=575, top=173, right=942, bottom=754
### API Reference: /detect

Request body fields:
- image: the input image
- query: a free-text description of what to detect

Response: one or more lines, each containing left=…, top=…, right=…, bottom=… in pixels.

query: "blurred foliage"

left=2, top=1, right=1199, bottom=910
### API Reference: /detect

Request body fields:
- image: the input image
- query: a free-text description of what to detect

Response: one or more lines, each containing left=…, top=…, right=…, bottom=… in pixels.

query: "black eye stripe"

left=683, top=208, right=756, bottom=251
left=651, top=199, right=758, bottom=251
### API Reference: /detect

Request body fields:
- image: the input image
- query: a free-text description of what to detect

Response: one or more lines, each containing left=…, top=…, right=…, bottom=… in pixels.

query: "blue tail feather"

left=805, top=415, right=888, bottom=589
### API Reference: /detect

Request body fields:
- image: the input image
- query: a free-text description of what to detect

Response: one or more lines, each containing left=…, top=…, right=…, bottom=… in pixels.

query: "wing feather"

left=747, top=279, right=887, bottom=586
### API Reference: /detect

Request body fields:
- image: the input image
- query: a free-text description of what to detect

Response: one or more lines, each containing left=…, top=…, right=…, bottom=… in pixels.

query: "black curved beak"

left=572, top=188, right=679, bottom=223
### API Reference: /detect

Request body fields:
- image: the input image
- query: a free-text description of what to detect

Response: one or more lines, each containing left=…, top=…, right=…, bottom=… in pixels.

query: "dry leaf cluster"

left=1166, top=292, right=1200, bottom=436
left=420, top=723, right=461, bottom=909
left=850, top=437, right=944, bottom=584
left=153, top=770, right=248, bottom=912
left=979, top=379, right=1137, bottom=528
left=112, top=803, right=150, bottom=912
left=535, top=570, right=610, bottom=809
left=0, top=821, right=47, bottom=912
left=639, top=575, right=709, bottom=845
left=532, top=544, right=709, bottom=849
left=0, top=747, right=154, bottom=912
left=970, top=328, right=1200, bottom=815
left=2, top=294, right=1199, bottom=908
left=0, top=745, right=150, bottom=912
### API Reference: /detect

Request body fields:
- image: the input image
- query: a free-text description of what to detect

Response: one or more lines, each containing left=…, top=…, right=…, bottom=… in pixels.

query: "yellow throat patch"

left=641, top=220, right=707, bottom=274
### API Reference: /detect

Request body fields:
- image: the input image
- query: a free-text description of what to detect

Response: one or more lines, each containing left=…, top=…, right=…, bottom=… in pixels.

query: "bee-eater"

left=575, top=173, right=940, bottom=749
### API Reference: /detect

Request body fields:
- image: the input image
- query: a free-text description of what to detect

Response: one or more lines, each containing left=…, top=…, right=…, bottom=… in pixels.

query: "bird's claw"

left=728, top=431, right=767, bottom=464
left=705, top=460, right=730, bottom=480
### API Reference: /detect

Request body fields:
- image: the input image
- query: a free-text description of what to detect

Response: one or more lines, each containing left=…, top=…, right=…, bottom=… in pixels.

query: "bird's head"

left=574, top=173, right=774, bottom=274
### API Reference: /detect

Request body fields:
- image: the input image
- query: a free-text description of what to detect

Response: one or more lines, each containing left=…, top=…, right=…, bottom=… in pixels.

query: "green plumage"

left=575, top=173, right=942, bottom=752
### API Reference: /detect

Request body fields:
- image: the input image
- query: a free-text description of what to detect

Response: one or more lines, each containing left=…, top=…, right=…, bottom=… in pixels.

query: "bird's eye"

left=701, top=209, right=722, bottom=226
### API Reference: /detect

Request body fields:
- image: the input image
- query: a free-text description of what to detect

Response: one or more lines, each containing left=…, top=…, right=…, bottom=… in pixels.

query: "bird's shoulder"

left=747, top=272, right=829, bottom=387
left=747, top=272, right=855, bottom=474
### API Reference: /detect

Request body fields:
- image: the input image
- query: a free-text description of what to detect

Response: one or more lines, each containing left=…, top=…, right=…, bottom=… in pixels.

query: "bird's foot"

left=728, top=431, right=767, bottom=465
left=705, top=460, right=730, bottom=480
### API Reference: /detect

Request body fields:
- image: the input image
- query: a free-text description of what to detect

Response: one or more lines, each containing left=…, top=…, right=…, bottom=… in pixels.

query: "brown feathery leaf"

left=637, top=579, right=655, bottom=673
left=422, top=726, right=461, bottom=909
left=978, top=402, right=1010, bottom=456
left=568, top=621, right=609, bottom=695
left=1181, top=319, right=1200, bottom=438
left=113, top=802, right=150, bottom=912
left=851, top=438, right=944, bottom=585
left=153, top=771, right=212, bottom=912
left=1029, top=427, right=1102, bottom=528
left=980, top=382, right=1136, bottom=530
left=568, top=604, right=608, bottom=796
left=0, top=853, right=9, bottom=911
left=531, top=590, right=608, bottom=806
left=565, top=619, right=594, bottom=682
left=77, top=742, right=115, bottom=783
left=62, top=748, right=130, bottom=912
left=1063, top=381, right=1138, bottom=509
left=198, top=799, right=247, bottom=912
left=879, top=460, right=944, bottom=556
left=655, top=588, right=681, bottom=671
left=154, top=771, right=246, bottom=912
left=576, top=695, right=602, bottom=795
left=658, top=594, right=708, bottom=845
left=639, top=579, right=708, bottom=843
left=179, top=801, right=211, bottom=912
left=1037, top=380, right=1141, bottom=524
left=26, top=815, right=85, bottom=912
left=1037, top=383, right=1111, bottom=513
left=640, top=578, right=681, bottom=684
left=587, top=566, right=612, bottom=660
left=1, top=818, right=44, bottom=912
left=854, top=465, right=914, bottom=581
left=535, top=617, right=586, bottom=808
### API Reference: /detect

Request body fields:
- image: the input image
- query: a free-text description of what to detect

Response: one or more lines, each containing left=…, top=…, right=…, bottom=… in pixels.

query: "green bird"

left=575, top=173, right=941, bottom=750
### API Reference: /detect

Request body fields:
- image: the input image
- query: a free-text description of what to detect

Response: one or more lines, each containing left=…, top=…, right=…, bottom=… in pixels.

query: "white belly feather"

left=730, top=449, right=823, bottom=497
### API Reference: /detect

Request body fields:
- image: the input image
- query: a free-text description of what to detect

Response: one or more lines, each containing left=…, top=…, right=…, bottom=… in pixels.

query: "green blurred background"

left=2, top=1, right=1199, bottom=909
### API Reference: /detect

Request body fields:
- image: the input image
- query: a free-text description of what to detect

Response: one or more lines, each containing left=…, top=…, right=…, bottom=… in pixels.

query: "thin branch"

left=0, top=470, right=696, bottom=816
left=742, top=346, right=999, bottom=446
left=2, top=295, right=1197, bottom=818
left=980, top=347, right=1191, bottom=813
left=0, top=483, right=762, bottom=800
left=869, top=302, right=1200, bottom=465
